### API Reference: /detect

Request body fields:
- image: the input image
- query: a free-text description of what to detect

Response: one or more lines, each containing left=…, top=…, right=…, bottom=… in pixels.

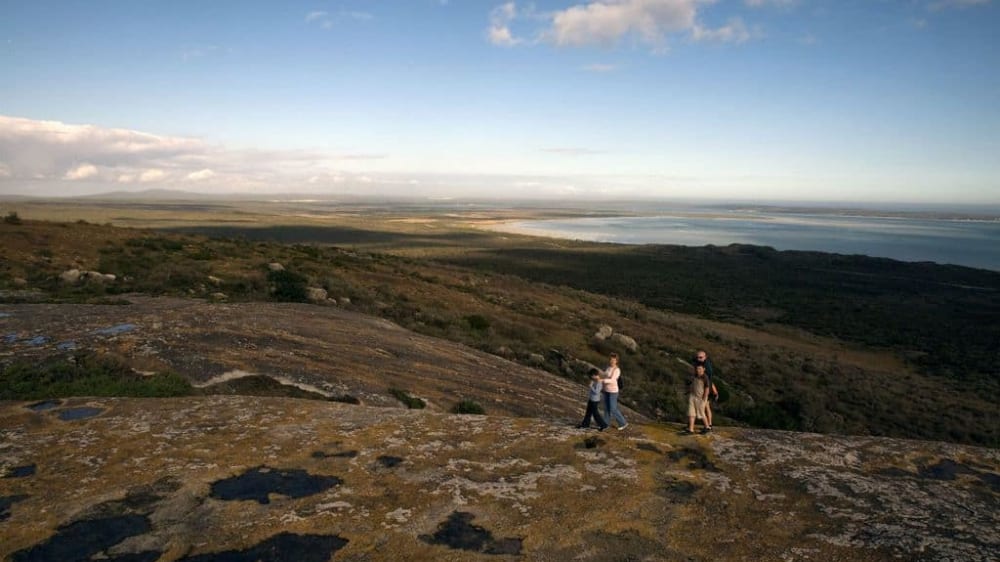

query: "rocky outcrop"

left=58, top=269, right=116, bottom=284
left=0, top=397, right=996, bottom=561
left=0, top=297, right=623, bottom=420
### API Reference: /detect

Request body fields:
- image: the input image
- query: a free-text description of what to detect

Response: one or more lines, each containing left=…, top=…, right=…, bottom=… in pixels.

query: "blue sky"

left=1, top=0, right=998, bottom=202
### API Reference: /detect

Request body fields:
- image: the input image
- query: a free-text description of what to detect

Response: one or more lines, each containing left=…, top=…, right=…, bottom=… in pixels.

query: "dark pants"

left=580, top=400, right=607, bottom=428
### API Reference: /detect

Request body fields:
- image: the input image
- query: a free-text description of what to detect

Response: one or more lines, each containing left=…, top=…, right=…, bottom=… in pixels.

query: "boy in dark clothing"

left=578, top=368, right=608, bottom=431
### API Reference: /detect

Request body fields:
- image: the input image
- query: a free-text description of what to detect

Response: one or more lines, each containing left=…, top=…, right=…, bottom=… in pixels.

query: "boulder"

left=338, top=297, right=352, bottom=306
left=59, top=269, right=81, bottom=284
left=527, top=353, right=546, bottom=366
left=207, top=275, right=223, bottom=286
left=268, top=262, right=285, bottom=272
left=570, top=359, right=601, bottom=376
left=209, top=292, right=228, bottom=301
left=594, top=325, right=613, bottom=340
left=12, top=277, right=27, bottom=287
left=610, top=333, right=638, bottom=352
left=306, top=287, right=328, bottom=302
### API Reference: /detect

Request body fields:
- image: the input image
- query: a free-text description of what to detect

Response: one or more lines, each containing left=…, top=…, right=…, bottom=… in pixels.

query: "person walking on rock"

left=602, top=352, right=628, bottom=431
left=683, top=364, right=711, bottom=435
left=692, top=349, right=719, bottom=430
left=578, top=368, right=608, bottom=431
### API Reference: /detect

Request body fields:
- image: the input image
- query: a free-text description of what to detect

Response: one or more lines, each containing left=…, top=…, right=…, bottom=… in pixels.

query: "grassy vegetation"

left=0, top=353, right=193, bottom=400
left=2, top=213, right=997, bottom=447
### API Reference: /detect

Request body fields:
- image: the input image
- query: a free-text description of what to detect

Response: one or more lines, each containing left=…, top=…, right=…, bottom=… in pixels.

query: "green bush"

left=3, top=211, right=21, bottom=225
left=453, top=400, right=485, bottom=415
left=464, top=314, right=491, bottom=331
left=268, top=269, right=309, bottom=302
left=388, top=387, right=425, bottom=409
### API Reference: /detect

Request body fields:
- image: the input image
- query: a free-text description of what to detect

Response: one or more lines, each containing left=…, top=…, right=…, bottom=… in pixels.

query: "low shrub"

left=388, top=387, right=425, bottom=409
left=453, top=400, right=485, bottom=415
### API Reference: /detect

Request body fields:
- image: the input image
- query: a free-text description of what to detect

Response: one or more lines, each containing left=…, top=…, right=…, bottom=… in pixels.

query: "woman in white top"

left=602, top=352, right=628, bottom=430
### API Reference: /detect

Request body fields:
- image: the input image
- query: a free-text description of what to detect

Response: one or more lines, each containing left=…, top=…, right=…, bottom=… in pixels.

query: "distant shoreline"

left=481, top=211, right=1000, bottom=272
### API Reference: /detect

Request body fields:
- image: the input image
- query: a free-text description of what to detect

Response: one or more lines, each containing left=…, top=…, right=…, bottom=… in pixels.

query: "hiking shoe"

left=617, top=424, right=629, bottom=431
left=598, top=425, right=608, bottom=432
left=681, top=428, right=694, bottom=435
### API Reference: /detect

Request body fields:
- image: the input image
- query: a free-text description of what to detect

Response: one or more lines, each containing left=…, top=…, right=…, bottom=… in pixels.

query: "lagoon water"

left=497, top=212, right=1000, bottom=272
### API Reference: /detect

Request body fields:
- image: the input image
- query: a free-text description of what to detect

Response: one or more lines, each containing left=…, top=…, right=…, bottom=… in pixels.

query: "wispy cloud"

left=691, top=18, right=752, bottom=44
left=306, top=9, right=373, bottom=29
left=488, top=2, right=522, bottom=46
left=796, top=32, right=818, bottom=45
left=928, top=0, right=990, bottom=10
left=540, top=147, right=607, bottom=156
left=582, top=63, right=618, bottom=72
left=180, top=45, right=222, bottom=61
left=305, top=10, right=328, bottom=23
left=744, top=0, right=797, bottom=8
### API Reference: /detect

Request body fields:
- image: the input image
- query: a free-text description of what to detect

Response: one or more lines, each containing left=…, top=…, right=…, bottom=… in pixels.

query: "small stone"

left=306, top=287, right=328, bottom=302
left=268, top=263, right=285, bottom=272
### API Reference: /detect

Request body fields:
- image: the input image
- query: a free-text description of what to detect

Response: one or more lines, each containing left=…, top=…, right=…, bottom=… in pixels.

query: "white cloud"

left=547, top=0, right=701, bottom=49
left=489, top=0, right=755, bottom=52
left=488, top=2, right=522, bottom=46
left=0, top=115, right=390, bottom=194
left=64, top=163, right=99, bottom=180
left=186, top=169, right=216, bottom=181
left=139, top=169, right=166, bottom=183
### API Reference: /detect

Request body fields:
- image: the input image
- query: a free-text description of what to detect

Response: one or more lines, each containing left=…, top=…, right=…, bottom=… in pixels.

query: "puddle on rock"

left=56, top=341, right=78, bottom=351
left=668, top=447, right=718, bottom=471
left=376, top=455, right=403, bottom=468
left=636, top=442, right=663, bottom=454
left=4, top=333, right=19, bottom=344
left=94, top=323, right=137, bottom=336
left=25, top=336, right=48, bottom=346
left=657, top=477, right=700, bottom=503
left=10, top=514, right=153, bottom=562
left=27, top=400, right=62, bottom=412
left=57, top=407, right=105, bottom=421
left=577, top=436, right=605, bottom=449
left=1, top=494, right=29, bottom=522
left=419, top=511, right=523, bottom=555
left=210, top=467, right=342, bottom=505
left=4, top=464, right=36, bottom=478
left=178, top=532, right=348, bottom=562
left=311, top=450, right=357, bottom=459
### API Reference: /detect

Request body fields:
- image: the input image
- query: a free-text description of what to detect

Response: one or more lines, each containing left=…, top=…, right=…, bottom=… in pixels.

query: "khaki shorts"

left=687, top=396, right=706, bottom=419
